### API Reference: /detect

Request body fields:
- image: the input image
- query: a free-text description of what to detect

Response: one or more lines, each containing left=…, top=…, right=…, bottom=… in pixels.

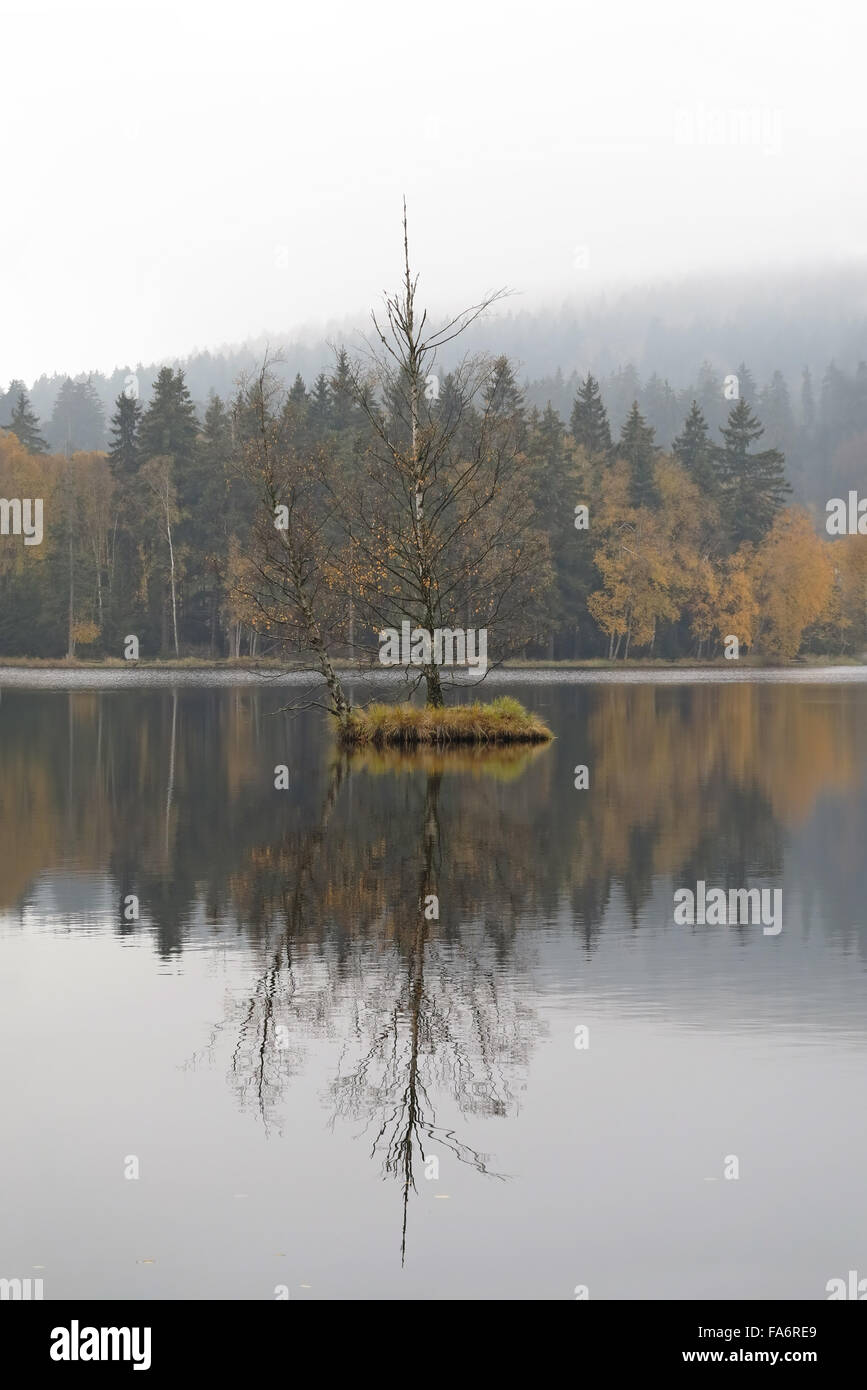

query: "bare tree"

left=337, top=202, right=552, bottom=705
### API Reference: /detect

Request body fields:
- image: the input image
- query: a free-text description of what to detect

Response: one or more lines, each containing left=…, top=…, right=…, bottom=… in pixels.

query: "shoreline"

left=0, top=655, right=863, bottom=673
left=0, top=662, right=866, bottom=689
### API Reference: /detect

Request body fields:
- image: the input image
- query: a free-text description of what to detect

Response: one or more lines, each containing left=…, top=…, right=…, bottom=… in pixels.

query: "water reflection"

left=2, top=683, right=862, bottom=949
left=1, top=681, right=866, bottom=1264
left=200, top=756, right=541, bottom=1260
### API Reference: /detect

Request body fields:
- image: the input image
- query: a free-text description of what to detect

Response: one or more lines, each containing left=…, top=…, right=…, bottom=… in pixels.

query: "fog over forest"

left=5, top=265, right=867, bottom=509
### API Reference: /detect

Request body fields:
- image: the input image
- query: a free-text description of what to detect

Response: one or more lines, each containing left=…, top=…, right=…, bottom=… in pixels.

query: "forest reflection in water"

left=1, top=679, right=866, bottom=1269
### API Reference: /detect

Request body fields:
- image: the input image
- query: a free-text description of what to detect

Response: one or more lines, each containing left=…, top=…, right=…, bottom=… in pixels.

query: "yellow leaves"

left=591, top=456, right=636, bottom=528
left=751, top=508, right=835, bottom=659
left=684, top=553, right=721, bottom=645
left=71, top=619, right=100, bottom=647
left=0, top=431, right=62, bottom=576
left=715, top=546, right=758, bottom=650
left=832, top=532, right=867, bottom=647
left=588, top=461, right=685, bottom=649
left=589, top=466, right=835, bottom=659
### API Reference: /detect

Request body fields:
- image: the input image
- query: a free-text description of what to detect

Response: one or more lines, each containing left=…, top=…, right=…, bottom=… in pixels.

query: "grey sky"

left=2, top=0, right=866, bottom=384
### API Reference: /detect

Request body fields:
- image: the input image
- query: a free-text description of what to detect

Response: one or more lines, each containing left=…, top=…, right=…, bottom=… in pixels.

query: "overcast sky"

left=2, top=0, right=866, bottom=384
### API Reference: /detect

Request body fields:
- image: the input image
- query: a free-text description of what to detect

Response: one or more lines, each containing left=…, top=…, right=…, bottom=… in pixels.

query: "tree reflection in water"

left=209, top=744, right=549, bottom=1262
left=7, top=682, right=861, bottom=1256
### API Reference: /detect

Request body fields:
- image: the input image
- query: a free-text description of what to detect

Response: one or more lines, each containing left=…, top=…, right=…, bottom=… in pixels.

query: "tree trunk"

left=424, top=662, right=445, bottom=708
left=290, top=549, right=351, bottom=727
left=166, top=513, right=179, bottom=657
left=108, top=515, right=118, bottom=597
left=66, top=443, right=75, bottom=659
left=95, top=546, right=103, bottom=631
left=67, top=526, right=75, bottom=659
left=405, top=241, right=443, bottom=710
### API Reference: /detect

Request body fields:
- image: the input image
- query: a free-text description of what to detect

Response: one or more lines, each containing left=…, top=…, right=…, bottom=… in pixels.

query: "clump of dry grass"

left=340, top=695, right=553, bottom=747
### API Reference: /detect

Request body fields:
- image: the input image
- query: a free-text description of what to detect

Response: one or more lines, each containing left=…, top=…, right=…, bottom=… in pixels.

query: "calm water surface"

left=1, top=673, right=866, bottom=1299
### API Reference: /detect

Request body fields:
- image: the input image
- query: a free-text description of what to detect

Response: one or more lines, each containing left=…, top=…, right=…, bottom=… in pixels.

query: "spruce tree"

left=195, top=393, right=232, bottom=505
left=534, top=401, right=564, bottom=463
left=139, top=367, right=198, bottom=463
left=105, top=391, right=144, bottom=648
left=330, top=348, right=357, bottom=430
left=528, top=402, right=589, bottom=656
left=672, top=401, right=717, bottom=493
left=432, top=371, right=477, bottom=449
left=758, top=370, right=795, bottom=454
left=182, top=392, right=232, bottom=652
left=49, top=376, right=105, bottom=452
left=0, top=378, right=26, bottom=428
left=694, top=359, right=726, bottom=434
left=607, top=363, right=641, bottom=429
left=288, top=372, right=308, bottom=405
left=734, top=361, right=757, bottom=406
left=481, top=356, right=526, bottom=450
left=712, top=398, right=790, bottom=545
left=570, top=374, right=611, bottom=457
left=136, top=368, right=198, bottom=653
left=642, top=372, right=680, bottom=446
left=107, top=390, right=142, bottom=479
left=3, top=390, right=47, bottom=453
left=229, top=384, right=259, bottom=449
left=483, top=356, right=525, bottom=418
left=308, top=373, right=332, bottom=432
left=619, top=401, right=658, bottom=507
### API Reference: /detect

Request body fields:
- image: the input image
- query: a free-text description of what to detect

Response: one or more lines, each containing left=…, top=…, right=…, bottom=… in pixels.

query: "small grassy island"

left=339, top=696, right=553, bottom=748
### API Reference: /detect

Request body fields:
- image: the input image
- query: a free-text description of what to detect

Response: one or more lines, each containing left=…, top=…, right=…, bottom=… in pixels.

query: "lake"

left=1, top=670, right=866, bottom=1299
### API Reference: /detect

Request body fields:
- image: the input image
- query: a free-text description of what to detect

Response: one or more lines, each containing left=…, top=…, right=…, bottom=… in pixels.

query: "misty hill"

left=2, top=266, right=867, bottom=507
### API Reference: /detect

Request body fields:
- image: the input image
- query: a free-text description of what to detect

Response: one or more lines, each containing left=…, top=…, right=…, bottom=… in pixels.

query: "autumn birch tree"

left=338, top=204, right=551, bottom=705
